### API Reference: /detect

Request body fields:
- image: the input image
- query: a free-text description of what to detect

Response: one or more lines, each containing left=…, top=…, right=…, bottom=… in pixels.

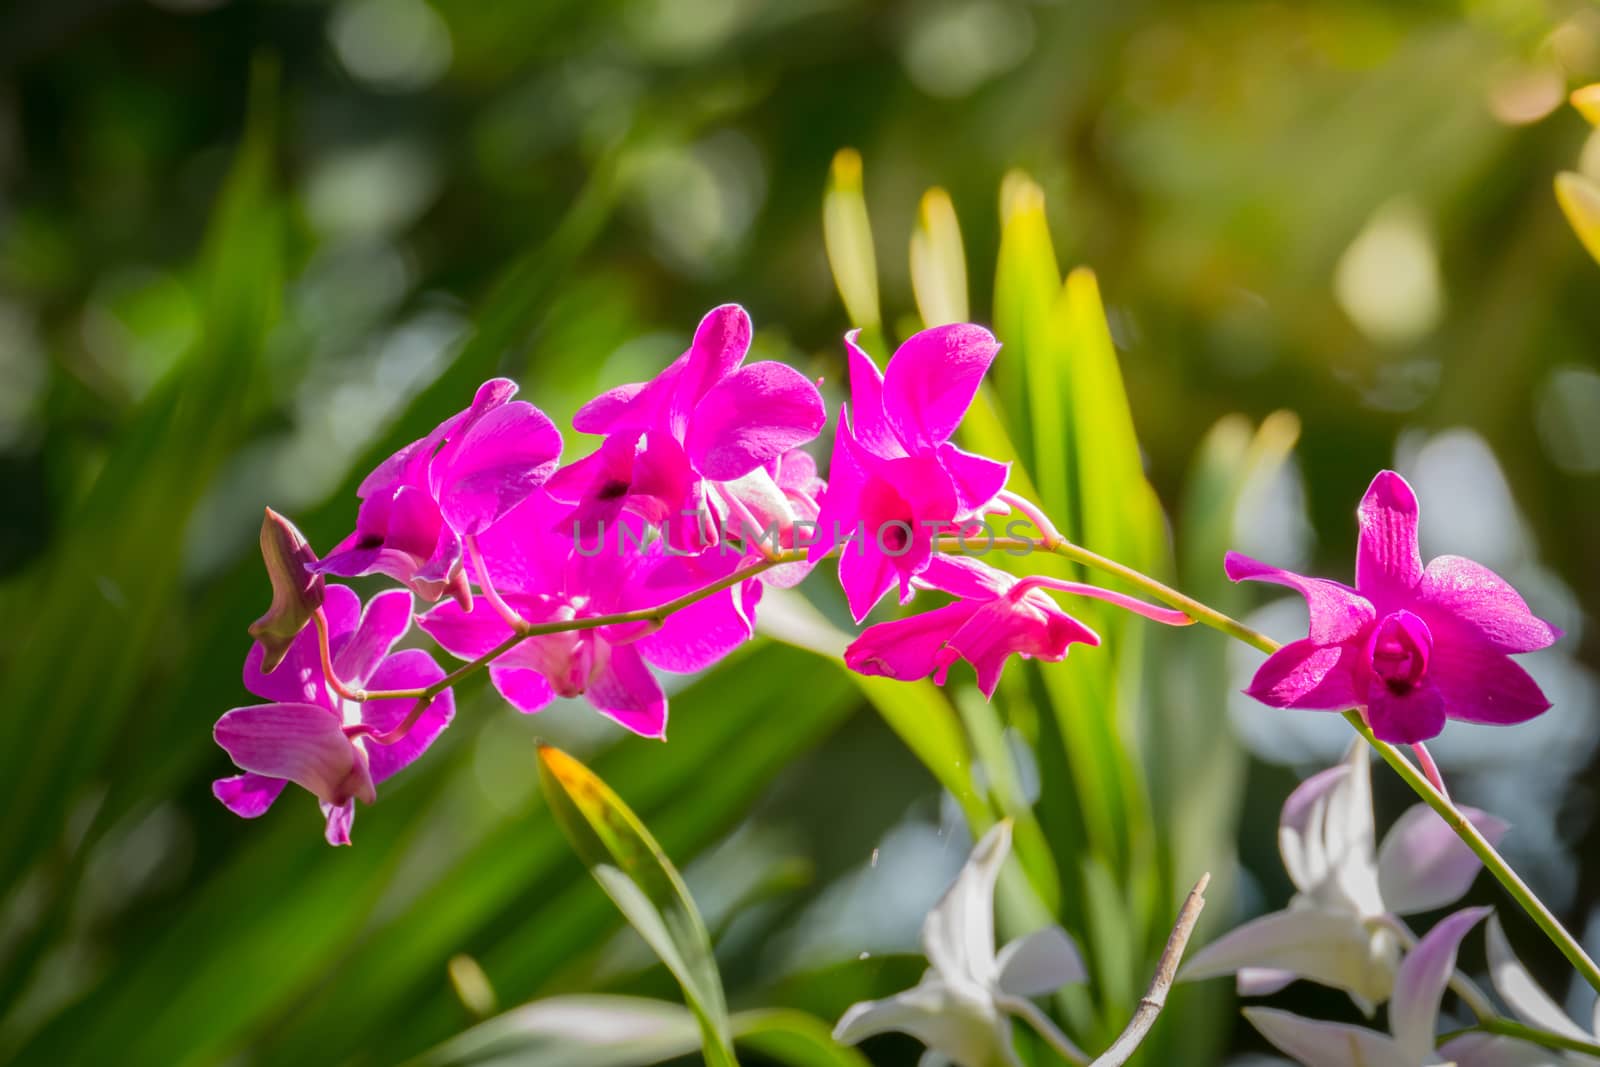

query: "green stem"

left=1042, top=541, right=1600, bottom=998
left=1438, top=1018, right=1600, bottom=1059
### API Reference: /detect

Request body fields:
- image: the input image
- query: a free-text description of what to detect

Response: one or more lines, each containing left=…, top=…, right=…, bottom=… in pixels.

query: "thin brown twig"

left=1090, top=873, right=1211, bottom=1067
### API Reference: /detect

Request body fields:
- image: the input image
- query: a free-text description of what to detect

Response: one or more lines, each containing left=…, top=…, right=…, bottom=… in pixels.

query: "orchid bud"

left=248, top=508, right=325, bottom=672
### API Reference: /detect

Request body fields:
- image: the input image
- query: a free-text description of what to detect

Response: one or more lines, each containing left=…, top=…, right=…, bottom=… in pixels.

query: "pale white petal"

left=1243, top=1007, right=1412, bottom=1067
left=834, top=974, right=1015, bottom=1067
left=1485, top=913, right=1595, bottom=1044
left=922, top=821, right=1010, bottom=987
left=1237, top=967, right=1297, bottom=997
left=1180, top=908, right=1396, bottom=1006
left=1377, top=804, right=1507, bottom=916
left=1439, top=1033, right=1569, bottom=1067
left=1280, top=762, right=1349, bottom=893
left=1390, top=906, right=1490, bottom=1062
left=995, top=926, right=1086, bottom=996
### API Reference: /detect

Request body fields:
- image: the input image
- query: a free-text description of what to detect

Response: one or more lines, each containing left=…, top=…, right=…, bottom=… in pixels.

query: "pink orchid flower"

left=809, top=326, right=1011, bottom=622
left=316, top=379, right=562, bottom=607
left=844, top=556, right=1189, bottom=697
left=547, top=304, right=826, bottom=554
left=213, top=585, right=455, bottom=846
left=418, top=492, right=761, bottom=740
left=1227, top=470, right=1561, bottom=744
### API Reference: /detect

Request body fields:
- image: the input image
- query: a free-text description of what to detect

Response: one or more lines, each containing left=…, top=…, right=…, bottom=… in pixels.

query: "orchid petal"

left=685, top=361, right=826, bottom=481
left=995, top=926, right=1087, bottom=996
left=1364, top=679, right=1448, bottom=745
left=573, top=380, right=648, bottom=434
left=937, top=442, right=1010, bottom=517
left=487, top=664, right=558, bottom=715
left=1438, top=1032, right=1571, bottom=1067
left=1237, top=967, right=1297, bottom=997
left=1246, top=637, right=1366, bottom=710
left=845, top=601, right=982, bottom=684
left=431, top=401, right=562, bottom=536
left=1416, top=556, right=1562, bottom=654
left=633, top=580, right=757, bottom=674
left=923, top=821, right=1008, bottom=988
left=1243, top=1008, right=1412, bottom=1067
left=212, top=773, right=287, bottom=818
left=834, top=976, right=1016, bottom=1067
left=838, top=527, right=902, bottom=624
left=1377, top=804, right=1506, bottom=916
left=333, top=587, right=414, bottom=687
left=671, top=304, right=751, bottom=431
left=843, top=333, right=903, bottom=459
left=322, top=798, right=356, bottom=846
left=881, top=323, right=999, bottom=451
left=1428, top=641, right=1552, bottom=729
left=586, top=643, right=667, bottom=739
left=1355, top=470, right=1424, bottom=607
left=418, top=597, right=519, bottom=662
left=214, top=702, right=372, bottom=806
left=1225, top=552, right=1376, bottom=643
left=1485, top=914, right=1596, bottom=1043
left=1390, top=906, right=1491, bottom=1062
left=358, top=649, right=453, bottom=783
left=1179, top=909, right=1394, bottom=1005
left=917, top=556, right=1016, bottom=600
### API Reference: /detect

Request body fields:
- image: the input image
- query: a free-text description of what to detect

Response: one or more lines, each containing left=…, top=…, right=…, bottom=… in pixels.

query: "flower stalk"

left=1031, top=540, right=1600, bottom=998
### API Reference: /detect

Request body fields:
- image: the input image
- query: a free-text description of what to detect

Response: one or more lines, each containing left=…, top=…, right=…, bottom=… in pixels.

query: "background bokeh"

left=2, top=0, right=1598, bottom=1063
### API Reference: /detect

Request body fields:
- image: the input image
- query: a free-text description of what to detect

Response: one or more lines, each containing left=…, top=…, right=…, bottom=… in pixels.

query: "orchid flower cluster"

left=212, top=305, right=1188, bottom=845
left=208, top=292, right=1596, bottom=1066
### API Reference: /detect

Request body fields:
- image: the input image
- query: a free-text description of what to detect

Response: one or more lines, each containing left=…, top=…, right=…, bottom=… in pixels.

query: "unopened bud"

left=249, top=508, right=325, bottom=672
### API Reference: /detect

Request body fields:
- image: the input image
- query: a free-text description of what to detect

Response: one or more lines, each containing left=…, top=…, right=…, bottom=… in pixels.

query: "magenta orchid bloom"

left=316, top=379, right=562, bottom=607
left=845, top=557, right=1098, bottom=698
left=213, top=585, right=455, bottom=846
left=810, top=326, right=1010, bottom=622
left=419, top=493, right=760, bottom=740
left=1227, top=470, right=1561, bottom=744
left=548, top=304, right=827, bottom=553
left=845, top=556, right=1191, bottom=697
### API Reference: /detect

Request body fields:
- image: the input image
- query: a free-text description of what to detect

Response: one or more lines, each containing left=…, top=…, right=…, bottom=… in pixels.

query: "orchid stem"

left=466, top=533, right=530, bottom=633
left=1089, top=873, right=1210, bottom=1067
left=1000, top=490, right=1063, bottom=548
left=1035, top=538, right=1600, bottom=997
left=1411, top=742, right=1450, bottom=803
left=312, top=608, right=366, bottom=703
left=1439, top=1018, right=1600, bottom=1059
left=998, top=993, right=1090, bottom=1066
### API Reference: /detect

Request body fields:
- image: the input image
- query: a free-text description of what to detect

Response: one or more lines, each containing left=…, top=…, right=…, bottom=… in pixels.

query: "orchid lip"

left=1368, top=609, right=1432, bottom=695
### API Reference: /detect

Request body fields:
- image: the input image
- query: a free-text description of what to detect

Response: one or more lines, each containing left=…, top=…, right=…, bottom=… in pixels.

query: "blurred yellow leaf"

left=1572, top=84, right=1600, bottom=126
left=909, top=187, right=968, bottom=327
left=822, top=148, right=880, bottom=330
left=1556, top=171, right=1600, bottom=266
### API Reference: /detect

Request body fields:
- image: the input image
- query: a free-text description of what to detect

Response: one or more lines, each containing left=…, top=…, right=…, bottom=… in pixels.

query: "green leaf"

left=537, top=744, right=737, bottom=1067
left=413, top=995, right=702, bottom=1067
left=731, top=1009, right=872, bottom=1067
left=414, top=999, right=866, bottom=1067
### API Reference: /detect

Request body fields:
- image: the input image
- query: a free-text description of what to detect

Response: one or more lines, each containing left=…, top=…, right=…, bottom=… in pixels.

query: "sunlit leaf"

left=537, top=744, right=737, bottom=1067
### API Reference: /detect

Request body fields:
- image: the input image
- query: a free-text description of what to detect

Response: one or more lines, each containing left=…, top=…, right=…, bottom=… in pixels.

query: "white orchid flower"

left=833, top=820, right=1089, bottom=1067
left=1246, top=906, right=1521, bottom=1066
left=1439, top=914, right=1600, bottom=1066
left=1182, top=740, right=1506, bottom=1010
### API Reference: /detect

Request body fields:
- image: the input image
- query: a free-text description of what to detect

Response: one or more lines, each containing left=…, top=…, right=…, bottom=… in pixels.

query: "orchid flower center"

left=1368, top=610, right=1432, bottom=695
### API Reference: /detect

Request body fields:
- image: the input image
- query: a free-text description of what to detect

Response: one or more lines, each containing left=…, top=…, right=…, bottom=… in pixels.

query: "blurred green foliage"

left=2, top=0, right=1599, bottom=1064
